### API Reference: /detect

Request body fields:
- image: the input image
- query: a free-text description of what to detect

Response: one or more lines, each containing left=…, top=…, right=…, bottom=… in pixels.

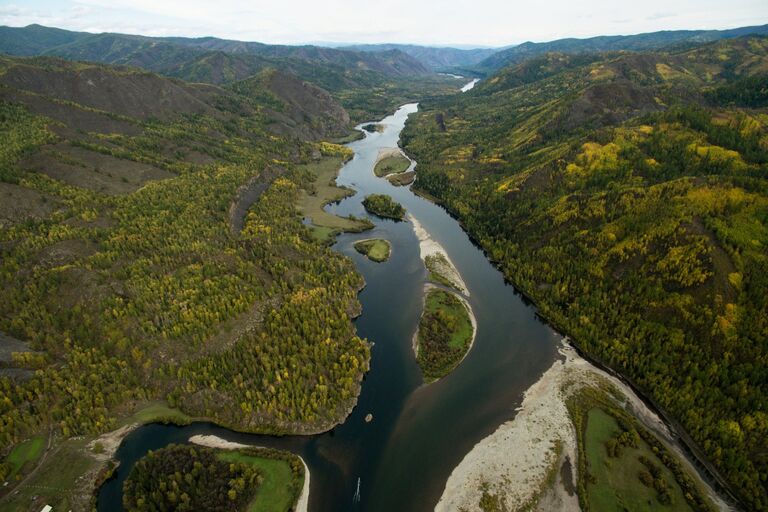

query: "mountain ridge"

left=476, top=23, right=768, bottom=72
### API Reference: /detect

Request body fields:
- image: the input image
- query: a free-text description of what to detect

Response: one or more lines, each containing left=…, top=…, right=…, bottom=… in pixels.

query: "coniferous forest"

left=403, top=37, right=768, bottom=509
left=0, top=17, right=767, bottom=512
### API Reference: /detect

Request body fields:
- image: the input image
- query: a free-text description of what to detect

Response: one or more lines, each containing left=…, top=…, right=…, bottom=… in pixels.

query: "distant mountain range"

left=339, top=43, right=499, bottom=71
left=475, top=23, right=768, bottom=72
left=0, top=24, right=466, bottom=122
left=0, top=24, right=431, bottom=86
left=0, top=24, right=427, bottom=76
left=4, top=23, right=768, bottom=81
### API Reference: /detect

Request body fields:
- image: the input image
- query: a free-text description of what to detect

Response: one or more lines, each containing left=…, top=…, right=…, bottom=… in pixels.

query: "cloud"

left=646, top=11, right=676, bottom=21
left=1, top=0, right=766, bottom=46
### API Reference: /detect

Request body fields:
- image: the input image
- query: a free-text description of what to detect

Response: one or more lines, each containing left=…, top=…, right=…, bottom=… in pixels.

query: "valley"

left=0, top=15, right=765, bottom=512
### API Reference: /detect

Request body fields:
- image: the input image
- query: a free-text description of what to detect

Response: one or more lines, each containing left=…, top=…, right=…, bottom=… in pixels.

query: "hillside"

left=477, top=23, right=768, bottom=72
left=0, top=54, right=371, bottom=507
left=341, top=43, right=498, bottom=71
left=402, top=37, right=768, bottom=510
left=0, top=24, right=463, bottom=122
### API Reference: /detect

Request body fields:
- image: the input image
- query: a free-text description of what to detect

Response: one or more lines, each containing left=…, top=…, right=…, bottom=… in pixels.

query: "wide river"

left=97, top=100, right=565, bottom=511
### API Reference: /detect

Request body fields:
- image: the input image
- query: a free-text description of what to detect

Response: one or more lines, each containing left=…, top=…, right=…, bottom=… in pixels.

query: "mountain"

left=477, top=24, right=768, bottom=72
left=402, top=36, right=768, bottom=510
left=340, top=43, right=498, bottom=71
left=0, top=24, right=89, bottom=55
left=0, top=25, right=429, bottom=79
left=0, top=24, right=461, bottom=122
left=0, top=52, right=373, bottom=509
left=0, top=55, right=350, bottom=140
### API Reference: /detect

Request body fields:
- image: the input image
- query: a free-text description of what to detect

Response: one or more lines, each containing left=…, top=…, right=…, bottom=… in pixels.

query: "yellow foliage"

left=588, top=65, right=615, bottom=81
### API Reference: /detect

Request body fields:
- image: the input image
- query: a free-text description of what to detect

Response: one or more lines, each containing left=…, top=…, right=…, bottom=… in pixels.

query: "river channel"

left=98, top=97, right=581, bottom=511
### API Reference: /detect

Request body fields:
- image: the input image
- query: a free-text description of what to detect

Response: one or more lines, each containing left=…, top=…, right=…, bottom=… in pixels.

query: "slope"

left=341, top=43, right=498, bottom=71
left=0, top=24, right=462, bottom=122
left=0, top=54, right=370, bottom=508
left=477, top=23, right=768, bottom=73
left=402, top=36, right=768, bottom=510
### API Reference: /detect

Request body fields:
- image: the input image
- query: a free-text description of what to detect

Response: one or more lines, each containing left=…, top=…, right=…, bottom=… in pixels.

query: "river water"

left=97, top=101, right=564, bottom=511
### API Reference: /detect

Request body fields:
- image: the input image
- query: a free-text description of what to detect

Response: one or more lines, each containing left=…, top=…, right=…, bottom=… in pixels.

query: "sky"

left=1, top=0, right=767, bottom=47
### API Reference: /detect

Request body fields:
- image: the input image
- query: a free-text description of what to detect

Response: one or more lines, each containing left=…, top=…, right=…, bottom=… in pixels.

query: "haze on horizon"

left=0, top=0, right=767, bottom=48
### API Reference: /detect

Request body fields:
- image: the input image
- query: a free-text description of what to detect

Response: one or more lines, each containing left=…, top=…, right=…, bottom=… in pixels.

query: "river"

left=96, top=94, right=724, bottom=511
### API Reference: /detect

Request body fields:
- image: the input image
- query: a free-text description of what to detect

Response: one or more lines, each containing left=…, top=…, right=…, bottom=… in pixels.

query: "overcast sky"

left=1, top=0, right=767, bottom=47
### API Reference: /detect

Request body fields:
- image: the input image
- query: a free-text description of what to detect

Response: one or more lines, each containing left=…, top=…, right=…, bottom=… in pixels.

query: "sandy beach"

left=409, top=214, right=469, bottom=296
left=375, top=147, right=408, bottom=166
left=436, top=341, right=587, bottom=511
left=189, top=434, right=310, bottom=512
left=88, top=423, right=138, bottom=461
left=435, top=340, right=730, bottom=511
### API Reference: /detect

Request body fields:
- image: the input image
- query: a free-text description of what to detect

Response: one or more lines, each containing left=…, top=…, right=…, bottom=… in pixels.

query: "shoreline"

left=374, top=147, right=415, bottom=177
left=412, top=282, right=477, bottom=385
left=408, top=213, right=469, bottom=296
left=352, top=237, right=393, bottom=262
left=434, top=339, right=731, bottom=511
left=403, top=139, right=739, bottom=507
left=189, top=434, right=311, bottom=512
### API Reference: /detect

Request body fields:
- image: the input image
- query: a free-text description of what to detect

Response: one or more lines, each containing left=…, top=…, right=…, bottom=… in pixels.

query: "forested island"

left=362, top=193, right=407, bottom=220
left=415, top=288, right=474, bottom=381
left=123, top=444, right=304, bottom=511
left=354, top=238, right=392, bottom=262
left=0, top=17, right=765, bottom=512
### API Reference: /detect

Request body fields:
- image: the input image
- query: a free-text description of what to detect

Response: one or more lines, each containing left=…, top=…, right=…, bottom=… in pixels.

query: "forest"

left=123, top=444, right=261, bottom=511
left=403, top=36, right=768, bottom=510
left=0, top=55, right=370, bottom=491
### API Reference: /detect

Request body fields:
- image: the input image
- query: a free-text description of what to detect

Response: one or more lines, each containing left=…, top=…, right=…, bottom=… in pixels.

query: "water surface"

left=98, top=102, right=561, bottom=512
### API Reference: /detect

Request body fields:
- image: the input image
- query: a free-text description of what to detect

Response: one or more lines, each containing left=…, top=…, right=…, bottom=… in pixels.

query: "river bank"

left=409, top=213, right=469, bottom=296
left=189, top=434, right=310, bottom=512
left=435, top=339, right=731, bottom=511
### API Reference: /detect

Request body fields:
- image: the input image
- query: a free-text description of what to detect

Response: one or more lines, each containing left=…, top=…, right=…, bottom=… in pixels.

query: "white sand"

left=436, top=342, right=591, bottom=511
left=435, top=340, right=729, bottom=512
left=409, top=214, right=469, bottom=296
left=189, top=434, right=310, bottom=512
left=189, top=434, right=250, bottom=450
left=295, top=456, right=311, bottom=512
left=375, top=147, right=404, bottom=165
left=88, top=423, right=138, bottom=461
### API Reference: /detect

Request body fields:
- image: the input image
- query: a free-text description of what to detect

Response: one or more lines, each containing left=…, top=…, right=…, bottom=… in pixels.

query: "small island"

left=362, top=194, right=406, bottom=220
left=387, top=170, right=415, bottom=186
left=123, top=443, right=305, bottom=512
left=374, top=151, right=411, bottom=177
left=361, top=123, right=383, bottom=133
left=425, top=252, right=466, bottom=293
left=415, top=288, right=475, bottom=382
left=354, top=238, right=392, bottom=262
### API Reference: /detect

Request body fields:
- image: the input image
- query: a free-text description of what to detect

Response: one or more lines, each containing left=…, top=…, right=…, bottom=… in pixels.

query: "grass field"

left=584, top=408, right=693, bottom=512
left=330, top=130, right=365, bottom=144
left=0, top=437, right=98, bottom=512
left=425, top=289, right=472, bottom=350
left=125, top=401, right=192, bottom=426
left=6, top=436, right=44, bottom=479
left=296, top=157, right=373, bottom=242
left=374, top=153, right=410, bottom=177
left=353, top=238, right=391, bottom=262
left=217, top=451, right=303, bottom=512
